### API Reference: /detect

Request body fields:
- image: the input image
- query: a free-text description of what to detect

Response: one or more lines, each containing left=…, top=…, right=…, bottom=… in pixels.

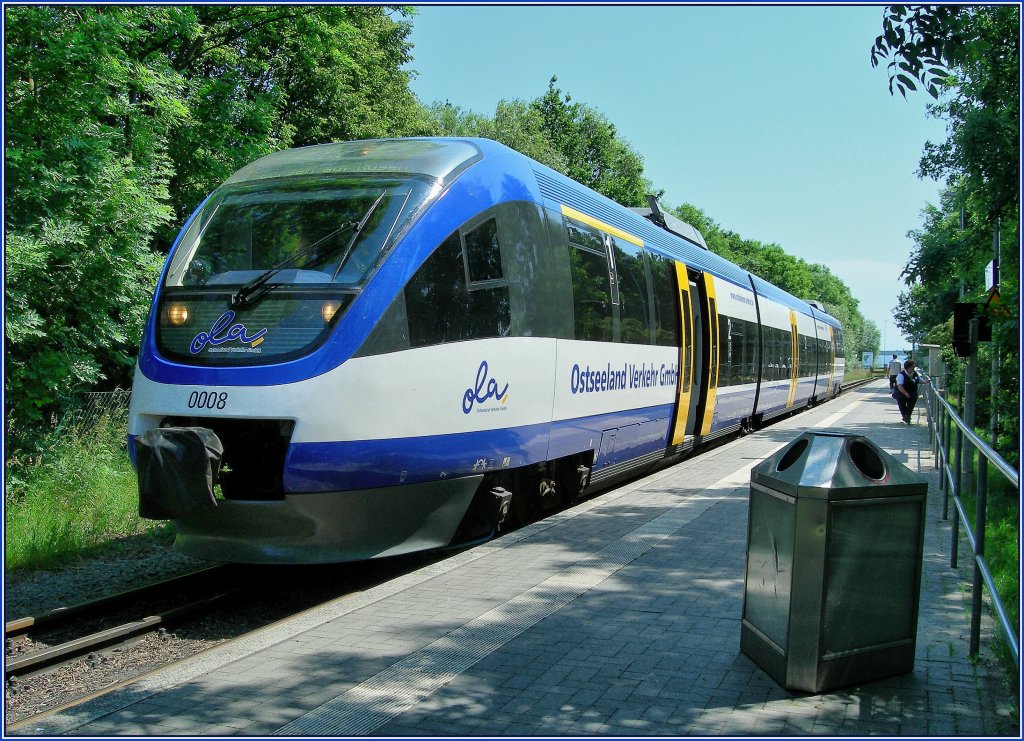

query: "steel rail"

left=5, top=565, right=231, bottom=638
left=5, top=586, right=253, bottom=678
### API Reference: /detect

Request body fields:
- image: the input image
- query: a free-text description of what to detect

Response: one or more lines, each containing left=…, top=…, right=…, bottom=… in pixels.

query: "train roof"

left=223, top=138, right=484, bottom=187
left=484, top=141, right=834, bottom=321
left=220, top=137, right=837, bottom=324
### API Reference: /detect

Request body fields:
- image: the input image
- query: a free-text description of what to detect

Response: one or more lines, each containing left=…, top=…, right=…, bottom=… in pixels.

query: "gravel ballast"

left=4, top=535, right=224, bottom=726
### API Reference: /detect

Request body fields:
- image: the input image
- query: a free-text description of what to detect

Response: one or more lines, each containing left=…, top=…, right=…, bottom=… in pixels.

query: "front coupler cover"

left=136, top=426, right=223, bottom=519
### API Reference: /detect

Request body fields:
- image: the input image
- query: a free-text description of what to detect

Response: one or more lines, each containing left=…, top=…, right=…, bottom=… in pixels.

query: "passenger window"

left=612, top=237, right=652, bottom=344
left=719, top=315, right=758, bottom=386
left=463, top=218, right=503, bottom=284
left=649, top=253, right=678, bottom=347
left=569, top=245, right=613, bottom=342
left=405, top=231, right=510, bottom=347
left=566, top=220, right=605, bottom=253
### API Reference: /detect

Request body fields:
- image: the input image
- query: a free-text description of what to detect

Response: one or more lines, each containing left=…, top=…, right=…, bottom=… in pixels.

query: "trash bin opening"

left=776, top=438, right=809, bottom=472
left=848, top=439, right=886, bottom=481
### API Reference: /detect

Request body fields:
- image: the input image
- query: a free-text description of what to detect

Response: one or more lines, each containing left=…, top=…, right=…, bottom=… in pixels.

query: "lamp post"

left=882, top=320, right=887, bottom=367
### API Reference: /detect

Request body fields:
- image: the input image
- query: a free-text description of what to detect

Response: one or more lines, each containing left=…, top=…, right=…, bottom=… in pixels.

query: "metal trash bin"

left=740, top=431, right=928, bottom=693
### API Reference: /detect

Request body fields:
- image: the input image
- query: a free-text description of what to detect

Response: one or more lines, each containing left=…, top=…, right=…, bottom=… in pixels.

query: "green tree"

left=530, top=77, right=650, bottom=207
left=5, top=7, right=181, bottom=447
left=426, top=100, right=569, bottom=172
left=871, top=5, right=1019, bottom=220
left=424, top=78, right=653, bottom=208
left=872, top=4, right=1019, bottom=461
left=158, top=6, right=428, bottom=241
left=4, top=5, right=429, bottom=453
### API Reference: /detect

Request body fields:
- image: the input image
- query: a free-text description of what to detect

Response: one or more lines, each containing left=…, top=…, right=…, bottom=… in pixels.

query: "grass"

left=960, top=476, right=1020, bottom=670
left=4, top=414, right=171, bottom=571
left=844, top=366, right=884, bottom=382
left=951, top=442, right=1020, bottom=680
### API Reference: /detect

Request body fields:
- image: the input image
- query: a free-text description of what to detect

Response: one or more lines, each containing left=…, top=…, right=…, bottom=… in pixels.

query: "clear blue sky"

left=404, top=5, right=950, bottom=349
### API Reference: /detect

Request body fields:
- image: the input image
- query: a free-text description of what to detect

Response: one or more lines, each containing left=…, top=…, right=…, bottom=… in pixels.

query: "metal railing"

left=924, top=375, right=1019, bottom=669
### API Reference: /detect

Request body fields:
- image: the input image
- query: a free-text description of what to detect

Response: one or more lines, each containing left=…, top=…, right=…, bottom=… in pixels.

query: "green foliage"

left=872, top=5, right=1019, bottom=220
left=425, top=77, right=654, bottom=208
left=4, top=5, right=427, bottom=454
left=5, top=7, right=179, bottom=449
left=873, top=5, right=1018, bottom=466
left=426, top=100, right=570, bottom=172
left=530, top=77, right=650, bottom=207
left=5, top=415, right=166, bottom=571
left=870, top=5, right=971, bottom=99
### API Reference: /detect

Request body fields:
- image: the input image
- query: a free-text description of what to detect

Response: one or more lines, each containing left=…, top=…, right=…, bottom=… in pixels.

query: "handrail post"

left=951, top=422, right=962, bottom=568
left=926, top=383, right=935, bottom=447
left=970, top=448, right=988, bottom=657
left=946, top=405, right=954, bottom=503
left=943, top=407, right=952, bottom=513
left=963, top=318, right=979, bottom=495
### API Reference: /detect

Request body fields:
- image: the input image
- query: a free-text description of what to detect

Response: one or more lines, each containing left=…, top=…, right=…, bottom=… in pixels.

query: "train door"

left=693, top=270, right=719, bottom=437
left=670, top=264, right=695, bottom=445
left=786, top=309, right=799, bottom=408
left=828, top=325, right=837, bottom=394
left=669, top=266, right=717, bottom=446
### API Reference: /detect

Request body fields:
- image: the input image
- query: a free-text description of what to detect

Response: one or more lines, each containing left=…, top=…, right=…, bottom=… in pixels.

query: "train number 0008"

left=187, top=390, right=229, bottom=410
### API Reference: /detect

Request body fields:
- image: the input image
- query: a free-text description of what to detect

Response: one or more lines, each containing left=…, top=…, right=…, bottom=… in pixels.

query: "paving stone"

left=17, top=383, right=1018, bottom=738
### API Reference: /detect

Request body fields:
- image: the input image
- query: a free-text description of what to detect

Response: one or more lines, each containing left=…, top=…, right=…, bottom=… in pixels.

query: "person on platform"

left=887, top=353, right=902, bottom=389
left=894, top=359, right=926, bottom=424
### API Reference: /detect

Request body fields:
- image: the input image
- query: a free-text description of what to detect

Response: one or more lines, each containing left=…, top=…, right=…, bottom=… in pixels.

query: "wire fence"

left=57, top=388, right=132, bottom=435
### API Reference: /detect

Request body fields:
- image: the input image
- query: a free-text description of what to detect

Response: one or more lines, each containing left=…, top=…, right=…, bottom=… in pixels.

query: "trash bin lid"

left=750, top=431, right=928, bottom=500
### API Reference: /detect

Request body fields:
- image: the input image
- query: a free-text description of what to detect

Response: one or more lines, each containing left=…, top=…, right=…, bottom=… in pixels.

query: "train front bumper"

left=171, top=476, right=482, bottom=564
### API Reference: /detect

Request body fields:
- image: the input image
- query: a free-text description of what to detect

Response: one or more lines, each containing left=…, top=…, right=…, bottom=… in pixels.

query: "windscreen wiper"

left=230, top=190, right=386, bottom=310
left=330, top=190, right=388, bottom=282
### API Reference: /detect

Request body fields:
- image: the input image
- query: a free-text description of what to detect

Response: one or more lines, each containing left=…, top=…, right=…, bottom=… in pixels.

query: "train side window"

left=566, top=219, right=605, bottom=253
left=718, top=315, right=755, bottom=387
left=743, top=318, right=759, bottom=383
left=355, top=290, right=411, bottom=357
left=501, top=203, right=574, bottom=339
left=801, top=333, right=815, bottom=377
left=358, top=202, right=565, bottom=358
left=463, top=217, right=504, bottom=285
left=720, top=315, right=734, bottom=387
left=818, top=336, right=831, bottom=376
left=405, top=231, right=510, bottom=347
left=611, top=236, right=652, bottom=344
left=565, top=217, right=613, bottom=342
left=568, top=244, right=613, bottom=342
left=648, top=253, right=679, bottom=347
left=763, top=325, right=787, bottom=381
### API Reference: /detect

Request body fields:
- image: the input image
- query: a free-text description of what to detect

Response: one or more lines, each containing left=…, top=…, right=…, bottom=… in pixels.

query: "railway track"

left=843, top=374, right=884, bottom=391
left=4, top=551, right=451, bottom=729
left=5, top=564, right=257, bottom=680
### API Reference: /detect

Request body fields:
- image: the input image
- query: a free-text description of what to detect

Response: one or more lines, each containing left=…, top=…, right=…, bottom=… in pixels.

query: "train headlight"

left=321, top=300, right=341, bottom=323
left=166, top=304, right=190, bottom=326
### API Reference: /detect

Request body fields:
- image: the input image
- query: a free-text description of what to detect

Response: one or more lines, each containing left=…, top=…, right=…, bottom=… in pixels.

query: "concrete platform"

left=15, top=380, right=1019, bottom=736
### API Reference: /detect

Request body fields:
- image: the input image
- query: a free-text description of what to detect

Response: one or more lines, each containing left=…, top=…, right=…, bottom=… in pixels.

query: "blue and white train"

left=129, top=137, right=845, bottom=563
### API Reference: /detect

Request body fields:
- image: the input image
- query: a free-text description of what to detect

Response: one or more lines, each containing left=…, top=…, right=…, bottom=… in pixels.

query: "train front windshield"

left=156, top=176, right=432, bottom=366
